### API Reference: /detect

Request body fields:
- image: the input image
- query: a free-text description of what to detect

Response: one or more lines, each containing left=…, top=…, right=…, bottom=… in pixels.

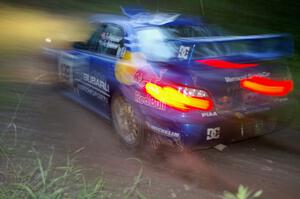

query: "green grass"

left=288, top=56, right=300, bottom=93
left=287, top=56, right=300, bottom=130
left=0, top=124, right=148, bottom=199
left=0, top=151, right=109, bottom=199
left=222, top=185, right=263, bottom=199
left=0, top=82, right=19, bottom=108
left=0, top=124, right=148, bottom=198
left=0, top=146, right=148, bottom=199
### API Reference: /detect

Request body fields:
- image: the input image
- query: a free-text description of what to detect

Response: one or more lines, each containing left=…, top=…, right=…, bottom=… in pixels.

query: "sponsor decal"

left=116, top=46, right=127, bottom=58
left=274, top=97, right=288, bottom=102
left=201, top=111, right=218, bottom=118
left=146, top=122, right=180, bottom=138
left=133, top=70, right=145, bottom=84
left=98, top=32, right=123, bottom=50
left=99, top=40, right=120, bottom=49
left=58, top=53, right=89, bottom=84
left=224, top=72, right=270, bottom=83
left=78, top=72, right=110, bottom=103
left=82, top=73, right=109, bottom=93
left=78, top=84, right=108, bottom=103
left=206, top=127, right=221, bottom=140
left=135, top=91, right=166, bottom=111
left=115, top=51, right=167, bottom=86
left=59, top=63, right=72, bottom=81
left=178, top=45, right=191, bottom=60
left=115, top=52, right=147, bottom=85
left=101, top=32, right=122, bottom=43
left=244, top=106, right=271, bottom=114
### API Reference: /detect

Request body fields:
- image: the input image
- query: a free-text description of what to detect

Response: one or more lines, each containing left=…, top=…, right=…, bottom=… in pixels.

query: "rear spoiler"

left=174, top=34, right=294, bottom=62
left=120, top=6, right=146, bottom=17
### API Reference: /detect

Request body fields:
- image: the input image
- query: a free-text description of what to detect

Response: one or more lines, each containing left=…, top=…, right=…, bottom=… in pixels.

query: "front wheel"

left=111, top=94, right=145, bottom=149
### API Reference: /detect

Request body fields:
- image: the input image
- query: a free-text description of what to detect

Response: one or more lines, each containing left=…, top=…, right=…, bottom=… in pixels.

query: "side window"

left=86, top=25, right=106, bottom=51
left=97, top=24, right=126, bottom=58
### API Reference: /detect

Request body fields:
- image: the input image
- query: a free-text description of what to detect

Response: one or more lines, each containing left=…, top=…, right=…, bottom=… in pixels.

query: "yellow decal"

left=115, top=51, right=147, bottom=85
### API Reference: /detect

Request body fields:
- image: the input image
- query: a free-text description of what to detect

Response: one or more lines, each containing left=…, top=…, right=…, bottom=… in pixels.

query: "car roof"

left=90, top=14, right=130, bottom=26
left=89, top=7, right=204, bottom=28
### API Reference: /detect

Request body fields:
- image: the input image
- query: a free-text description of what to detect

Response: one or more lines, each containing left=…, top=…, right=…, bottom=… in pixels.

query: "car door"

left=67, top=25, right=105, bottom=101
left=58, top=24, right=105, bottom=94
left=84, top=23, right=126, bottom=116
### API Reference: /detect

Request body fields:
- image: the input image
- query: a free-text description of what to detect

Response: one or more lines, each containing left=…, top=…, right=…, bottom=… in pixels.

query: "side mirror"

left=72, top=41, right=87, bottom=50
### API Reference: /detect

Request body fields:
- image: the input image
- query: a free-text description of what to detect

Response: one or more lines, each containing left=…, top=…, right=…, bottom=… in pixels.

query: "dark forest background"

left=1, top=0, right=299, bottom=126
left=2, top=0, right=300, bottom=48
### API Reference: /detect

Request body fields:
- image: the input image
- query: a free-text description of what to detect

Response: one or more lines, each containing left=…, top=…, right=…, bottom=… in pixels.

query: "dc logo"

left=177, top=46, right=190, bottom=60
left=207, top=127, right=221, bottom=141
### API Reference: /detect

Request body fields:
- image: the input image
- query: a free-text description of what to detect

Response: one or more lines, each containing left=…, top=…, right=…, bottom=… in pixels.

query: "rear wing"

left=174, top=34, right=294, bottom=62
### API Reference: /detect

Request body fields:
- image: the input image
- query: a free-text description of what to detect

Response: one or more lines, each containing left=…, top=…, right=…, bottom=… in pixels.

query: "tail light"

left=196, top=59, right=258, bottom=69
left=145, top=82, right=213, bottom=111
left=240, top=76, right=293, bottom=96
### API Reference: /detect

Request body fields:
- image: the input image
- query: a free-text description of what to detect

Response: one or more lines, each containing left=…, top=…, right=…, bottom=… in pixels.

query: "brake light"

left=240, top=76, right=293, bottom=96
left=196, top=59, right=258, bottom=69
left=145, top=82, right=213, bottom=111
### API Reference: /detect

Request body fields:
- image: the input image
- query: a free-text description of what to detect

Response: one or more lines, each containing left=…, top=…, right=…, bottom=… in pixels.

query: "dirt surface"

left=1, top=55, right=300, bottom=199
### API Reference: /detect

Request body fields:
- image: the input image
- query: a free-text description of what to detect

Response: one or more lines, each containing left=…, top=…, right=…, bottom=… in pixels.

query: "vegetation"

left=0, top=1, right=297, bottom=198
left=222, top=185, right=263, bottom=199
left=0, top=154, right=109, bottom=199
left=0, top=146, right=147, bottom=199
left=0, top=83, right=17, bottom=108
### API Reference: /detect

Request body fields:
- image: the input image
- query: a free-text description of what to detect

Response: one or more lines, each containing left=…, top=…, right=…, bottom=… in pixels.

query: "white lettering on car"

left=78, top=84, right=108, bottom=103
left=82, top=73, right=109, bottom=93
left=224, top=72, right=270, bottom=83
left=101, top=32, right=122, bottom=43
left=78, top=73, right=110, bottom=102
left=135, top=91, right=166, bottom=111
left=146, top=122, right=180, bottom=138
left=201, top=111, right=218, bottom=118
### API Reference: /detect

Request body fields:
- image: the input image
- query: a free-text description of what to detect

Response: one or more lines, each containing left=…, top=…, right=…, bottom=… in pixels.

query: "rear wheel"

left=111, top=94, right=145, bottom=149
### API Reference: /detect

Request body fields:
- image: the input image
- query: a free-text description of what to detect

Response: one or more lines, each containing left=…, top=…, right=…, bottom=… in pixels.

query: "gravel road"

left=1, top=55, right=299, bottom=199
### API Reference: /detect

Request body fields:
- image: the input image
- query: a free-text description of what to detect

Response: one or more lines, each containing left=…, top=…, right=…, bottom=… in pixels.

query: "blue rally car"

left=44, top=7, right=295, bottom=152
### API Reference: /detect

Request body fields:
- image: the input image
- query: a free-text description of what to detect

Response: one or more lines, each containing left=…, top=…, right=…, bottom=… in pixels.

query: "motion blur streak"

left=240, top=76, right=293, bottom=96
left=0, top=4, right=88, bottom=57
left=196, top=59, right=258, bottom=69
left=145, top=82, right=213, bottom=111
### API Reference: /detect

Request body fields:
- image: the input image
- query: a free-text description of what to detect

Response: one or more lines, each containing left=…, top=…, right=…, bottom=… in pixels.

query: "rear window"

left=136, top=26, right=291, bottom=61
left=136, top=27, right=177, bottom=61
left=136, top=25, right=223, bottom=61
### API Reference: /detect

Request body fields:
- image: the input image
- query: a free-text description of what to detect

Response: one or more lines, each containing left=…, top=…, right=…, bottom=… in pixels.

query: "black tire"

left=111, top=93, right=146, bottom=149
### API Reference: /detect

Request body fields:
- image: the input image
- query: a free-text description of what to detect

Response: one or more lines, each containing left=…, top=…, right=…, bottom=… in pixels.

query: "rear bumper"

left=142, top=99, right=295, bottom=149
left=180, top=115, right=276, bottom=148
